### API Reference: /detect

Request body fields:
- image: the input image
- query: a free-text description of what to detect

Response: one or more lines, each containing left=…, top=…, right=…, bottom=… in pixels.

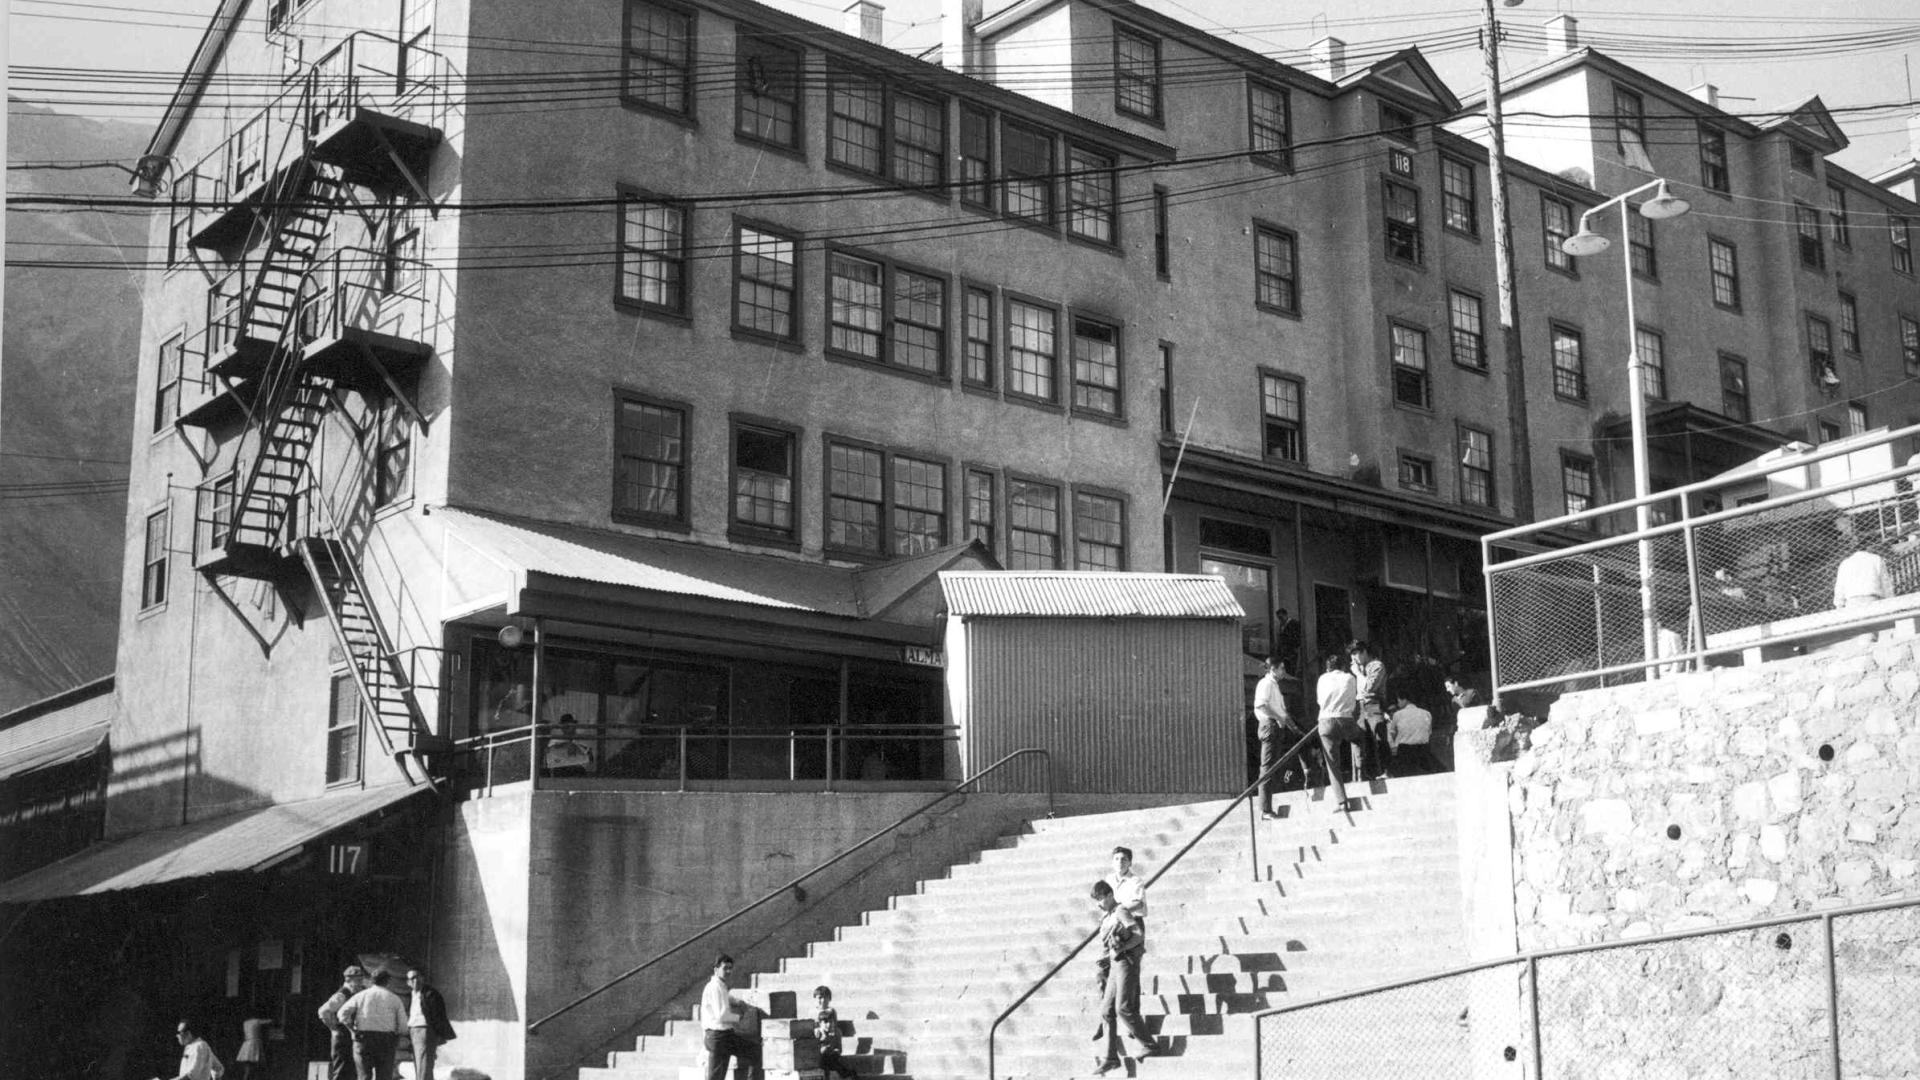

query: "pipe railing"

left=525, top=746, right=1054, bottom=1036
left=984, top=727, right=1322, bottom=1080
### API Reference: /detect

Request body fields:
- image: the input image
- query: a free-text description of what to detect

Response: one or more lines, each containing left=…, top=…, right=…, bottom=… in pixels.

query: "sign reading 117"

left=328, top=843, right=370, bottom=876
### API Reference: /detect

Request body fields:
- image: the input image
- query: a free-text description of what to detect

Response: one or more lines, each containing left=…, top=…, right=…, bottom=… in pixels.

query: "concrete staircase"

left=579, top=773, right=1467, bottom=1080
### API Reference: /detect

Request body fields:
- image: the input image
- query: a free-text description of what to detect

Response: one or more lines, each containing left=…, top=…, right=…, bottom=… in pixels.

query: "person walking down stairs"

left=1089, top=879, right=1156, bottom=1075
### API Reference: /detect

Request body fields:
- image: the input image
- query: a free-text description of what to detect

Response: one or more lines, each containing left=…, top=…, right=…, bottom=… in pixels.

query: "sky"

left=4, top=0, right=1919, bottom=176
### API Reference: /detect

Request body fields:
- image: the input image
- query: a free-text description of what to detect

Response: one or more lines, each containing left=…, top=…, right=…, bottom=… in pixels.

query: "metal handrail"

left=985, top=727, right=1321, bottom=1080
left=526, top=746, right=1054, bottom=1035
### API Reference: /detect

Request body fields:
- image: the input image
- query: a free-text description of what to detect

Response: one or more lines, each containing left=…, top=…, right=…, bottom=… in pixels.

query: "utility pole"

left=1485, top=0, right=1534, bottom=523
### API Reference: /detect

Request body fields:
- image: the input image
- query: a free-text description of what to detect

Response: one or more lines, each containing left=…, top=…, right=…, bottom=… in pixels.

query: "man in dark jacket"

left=404, top=970, right=456, bottom=1080
left=318, top=966, right=370, bottom=1080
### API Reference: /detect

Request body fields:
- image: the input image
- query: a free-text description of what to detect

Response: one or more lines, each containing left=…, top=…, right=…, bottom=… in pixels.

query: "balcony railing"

left=1484, top=421, right=1920, bottom=697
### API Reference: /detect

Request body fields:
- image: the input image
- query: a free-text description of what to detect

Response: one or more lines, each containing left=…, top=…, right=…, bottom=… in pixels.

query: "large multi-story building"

left=4, top=0, right=1920, bottom=1077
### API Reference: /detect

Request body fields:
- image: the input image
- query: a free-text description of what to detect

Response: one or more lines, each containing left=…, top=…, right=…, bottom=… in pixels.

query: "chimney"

left=844, top=0, right=883, bottom=44
left=1543, top=14, right=1578, bottom=58
left=1309, top=36, right=1347, bottom=82
left=1688, top=82, right=1719, bottom=109
left=941, top=0, right=982, bottom=72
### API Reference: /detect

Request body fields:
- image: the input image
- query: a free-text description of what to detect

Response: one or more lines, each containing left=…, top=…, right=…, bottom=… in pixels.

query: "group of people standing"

left=318, top=965, right=456, bottom=1080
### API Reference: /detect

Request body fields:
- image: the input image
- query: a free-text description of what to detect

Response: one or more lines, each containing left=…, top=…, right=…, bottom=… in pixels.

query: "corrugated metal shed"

left=940, top=572, right=1245, bottom=619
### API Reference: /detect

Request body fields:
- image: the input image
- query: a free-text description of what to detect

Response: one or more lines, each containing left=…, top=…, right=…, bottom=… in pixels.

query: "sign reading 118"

left=328, top=843, right=370, bottom=876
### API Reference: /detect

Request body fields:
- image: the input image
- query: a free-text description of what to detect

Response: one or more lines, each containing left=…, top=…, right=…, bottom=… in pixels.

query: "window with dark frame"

left=1398, top=452, right=1435, bottom=493
left=827, top=69, right=885, bottom=174
left=1248, top=81, right=1292, bottom=169
left=1827, top=183, right=1850, bottom=248
left=1006, top=298, right=1057, bottom=401
left=614, top=395, right=687, bottom=524
left=1894, top=215, right=1914, bottom=275
left=623, top=0, right=692, bottom=115
left=1113, top=26, right=1161, bottom=120
left=207, top=472, right=236, bottom=551
left=167, top=195, right=192, bottom=268
left=960, top=106, right=994, bottom=210
left=1719, top=354, right=1750, bottom=421
left=1628, top=212, right=1656, bottom=278
left=153, top=333, right=183, bottom=433
left=1789, top=142, right=1816, bottom=174
left=1007, top=478, right=1062, bottom=569
left=1709, top=237, right=1741, bottom=309
left=890, top=454, right=948, bottom=556
left=1070, top=317, right=1121, bottom=417
left=1073, top=490, right=1126, bottom=570
left=963, top=286, right=994, bottom=387
left=1441, top=156, right=1476, bottom=235
left=1254, top=225, right=1298, bottom=314
left=734, top=224, right=798, bottom=340
left=1807, top=313, right=1834, bottom=383
left=1795, top=203, right=1825, bottom=270
left=891, top=90, right=945, bottom=186
left=1459, top=427, right=1494, bottom=507
left=326, top=674, right=363, bottom=786
left=1635, top=326, right=1666, bottom=399
left=1551, top=324, right=1586, bottom=401
left=1383, top=180, right=1422, bottom=263
left=1002, top=120, right=1055, bottom=225
left=1848, top=402, right=1869, bottom=436
left=1561, top=453, right=1596, bottom=518
left=1448, top=290, right=1486, bottom=370
left=827, top=251, right=946, bottom=375
left=373, top=408, right=411, bottom=508
left=825, top=441, right=885, bottom=554
left=1612, top=85, right=1646, bottom=156
left=731, top=423, right=795, bottom=539
left=1153, top=186, right=1171, bottom=278
left=965, top=468, right=995, bottom=556
left=141, top=507, right=169, bottom=609
left=1260, top=372, right=1303, bottom=463
left=1542, top=195, right=1575, bottom=272
left=1840, top=293, right=1860, bottom=354
left=1379, top=101, right=1416, bottom=142
left=617, top=193, right=688, bottom=315
left=1390, top=323, right=1431, bottom=409
left=736, top=31, right=802, bottom=149
left=1066, top=146, right=1116, bottom=244
left=1902, top=316, right=1920, bottom=376
left=1698, top=123, right=1729, bottom=193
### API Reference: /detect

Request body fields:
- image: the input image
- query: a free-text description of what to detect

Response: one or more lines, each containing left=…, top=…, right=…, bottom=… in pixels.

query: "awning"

left=0, top=679, right=113, bottom=782
left=0, top=783, right=423, bottom=905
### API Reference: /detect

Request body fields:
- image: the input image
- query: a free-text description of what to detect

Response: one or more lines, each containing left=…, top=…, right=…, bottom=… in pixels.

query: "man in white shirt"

left=1834, top=544, right=1892, bottom=609
left=700, top=953, right=759, bottom=1080
left=1253, top=655, right=1291, bottom=819
left=155, top=1021, right=224, bottom=1080
left=338, top=970, right=409, bottom=1080
left=1349, top=641, right=1389, bottom=781
left=1386, top=688, right=1436, bottom=777
left=1095, top=846, right=1148, bottom=993
left=1315, top=653, right=1362, bottom=814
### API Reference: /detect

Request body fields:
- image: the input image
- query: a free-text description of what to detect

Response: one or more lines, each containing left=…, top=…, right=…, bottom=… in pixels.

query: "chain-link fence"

left=1256, top=897, right=1920, bottom=1079
left=1485, top=427, right=1920, bottom=695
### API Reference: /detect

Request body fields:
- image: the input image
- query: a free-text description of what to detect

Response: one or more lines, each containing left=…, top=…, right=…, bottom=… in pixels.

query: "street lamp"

left=1560, top=177, right=1693, bottom=677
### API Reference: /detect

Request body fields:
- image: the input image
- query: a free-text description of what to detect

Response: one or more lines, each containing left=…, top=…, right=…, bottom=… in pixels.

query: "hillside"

left=2, top=99, right=152, bottom=713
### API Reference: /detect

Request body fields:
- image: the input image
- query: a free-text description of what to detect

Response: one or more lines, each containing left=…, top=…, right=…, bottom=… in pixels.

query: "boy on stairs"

left=1090, top=880, right=1157, bottom=1075
left=811, top=985, right=857, bottom=1080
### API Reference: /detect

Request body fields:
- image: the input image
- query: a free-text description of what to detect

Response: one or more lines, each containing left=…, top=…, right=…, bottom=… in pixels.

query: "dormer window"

left=1789, top=142, right=1817, bottom=175
left=1379, top=102, right=1416, bottom=144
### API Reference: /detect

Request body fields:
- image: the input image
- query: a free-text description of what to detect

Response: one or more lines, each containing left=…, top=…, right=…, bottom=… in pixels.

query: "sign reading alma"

left=901, top=646, right=945, bottom=668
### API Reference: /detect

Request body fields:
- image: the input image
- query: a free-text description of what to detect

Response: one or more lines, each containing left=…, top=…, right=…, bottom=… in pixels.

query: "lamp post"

left=1560, top=177, right=1692, bottom=675
left=1483, top=0, right=1534, bottom=523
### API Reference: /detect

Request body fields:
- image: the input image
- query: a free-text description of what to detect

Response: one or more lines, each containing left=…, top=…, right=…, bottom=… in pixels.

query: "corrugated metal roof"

left=939, top=572, right=1245, bottom=619
left=0, top=783, right=423, bottom=904
left=0, top=685, right=113, bottom=782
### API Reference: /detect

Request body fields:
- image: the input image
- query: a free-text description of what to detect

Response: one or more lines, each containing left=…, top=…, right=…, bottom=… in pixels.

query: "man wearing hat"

left=318, top=966, right=371, bottom=1080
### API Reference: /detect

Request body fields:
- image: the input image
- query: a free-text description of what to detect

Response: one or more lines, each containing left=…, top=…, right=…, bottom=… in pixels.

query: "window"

left=1398, top=452, right=1435, bottom=493
left=827, top=70, right=884, bottom=174
left=1448, top=290, right=1486, bottom=371
left=382, top=209, right=423, bottom=294
left=1795, top=203, right=1824, bottom=270
left=1066, top=146, right=1116, bottom=243
left=1561, top=454, right=1595, bottom=518
left=1441, top=157, right=1476, bottom=235
left=1390, top=323, right=1430, bottom=409
left=326, top=674, right=363, bottom=786
left=963, top=286, right=995, bottom=387
left=1379, top=102, right=1416, bottom=143
left=827, top=251, right=946, bottom=375
left=965, top=468, right=995, bottom=556
left=1848, top=402, right=1869, bottom=436
left=736, top=31, right=801, bottom=149
left=891, top=90, right=945, bottom=186
left=206, top=472, right=236, bottom=550
left=1902, top=316, right=1920, bottom=377
left=1253, top=225, right=1298, bottom=315
left=734, top=224, right=798, bottom=340
left=1113, top=26, right=1161, bottom=120
left=731, top=423, right=795, bottom=539
left=1073, top=491, right=1125, bottom=570
left=959, top=106, right=993, bottom=210
left=141, top=507, right=170, bottom=609
left=1789, top=142, right=1816, bottom=175
left=827, top=444, right=951, bottom=556
left=1719, top=354, right=1750, bottom=421
left=1698, top=124, right=1729, bottom=193
left=1006, top=299, right=1057, bottom=401
left=1070, top=317, right=1121, bottom=417
left=1459, top=427, right=1494, bottom=507
left=1002, top=121, right=1055, bottom=225
left=1153, top=187, right=1171, bottom=279
left=1248, top=81, right=1292, bottom=169
left=166, top=195, right=192, bottom=267
left=1709, top=237, right=1741, bottom=309
left=1635, top=326, right=1665, bottom=399
left=623, top=0, right=692, bottom=115
left=614, top=395, right=687, bottom=524
left=1260, top=372, right=1303, bottom=463
left=1007, top=478, right=1062, bottom=569
left=230, top=116, right=266, bottom=191
left=891, top=454, right=947, bottom=556
left=1542, top=196, right=1575, bottom=273
left=617, top=193, right=688, bottom=315
left=1383, top=180, right=1421, bottom=263
left=373, top=411, right=411, bottom=508
left=1158, top=342, right=1174, bottom=433
left=1819, top=419, right=1842, bottom=444
left=1807, top=314, right=1834, bottom=383
left=1550, top=325, right=1586, bottom=401
left=1828, top=184, right=1850, bottom=248
left=1894, top=215, right=1914, bottom=275
left=1612, top=86, right=1646, bottom=157
left=153, top=333, right=183, bottom=433
left=1840, top=293, right=1860, bottom=354
left=1628, top=212, right=1656, bottom=279
left=827, top=72, right=946, bottom=186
